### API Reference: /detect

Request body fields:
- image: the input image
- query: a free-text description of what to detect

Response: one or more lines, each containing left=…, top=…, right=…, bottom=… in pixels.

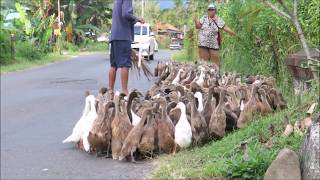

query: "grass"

left=151, top=82, right=318, bottom=179
left=171, top=49, right=190, bottom=62
left=0, top=42, right=108, bottom=74
left=83, top=41, right=109, bottom=52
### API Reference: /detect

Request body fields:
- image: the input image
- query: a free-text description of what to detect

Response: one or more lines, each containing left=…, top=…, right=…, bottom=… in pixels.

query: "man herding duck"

left=108, top=0, right=145, bottom=95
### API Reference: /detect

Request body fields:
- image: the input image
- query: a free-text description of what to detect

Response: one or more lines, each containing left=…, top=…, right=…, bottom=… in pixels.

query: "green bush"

left=16, top=41, right=44, bottom=61
left=0, top=30, right=13, bottom=64
left=61, top=40, right=79, bottom=52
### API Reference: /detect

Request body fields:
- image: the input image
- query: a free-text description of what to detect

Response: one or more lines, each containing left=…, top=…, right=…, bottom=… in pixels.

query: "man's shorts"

left=110, top=40, right=132, bottom=69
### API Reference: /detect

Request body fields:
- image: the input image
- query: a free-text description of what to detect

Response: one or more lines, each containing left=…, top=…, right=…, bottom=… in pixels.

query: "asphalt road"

left=1, top=50, right=175, bottom=180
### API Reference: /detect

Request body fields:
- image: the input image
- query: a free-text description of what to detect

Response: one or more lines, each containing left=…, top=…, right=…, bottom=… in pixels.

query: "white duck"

left=172, top=69, right=184, bottom=85
left=81, top=95, right=98, bottom=152
left=174, top=102, right=192, bottom=148
left=196, top=70, right=205, bottom=87
left=194, top=91, right=204, bottom=113
left=62, top=93, right=92, bottom=143
left=131, top=109, right=141, bottom=126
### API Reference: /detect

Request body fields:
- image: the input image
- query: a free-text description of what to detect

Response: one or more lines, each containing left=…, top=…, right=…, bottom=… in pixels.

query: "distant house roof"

left=155, top=22, right=181, bottom=33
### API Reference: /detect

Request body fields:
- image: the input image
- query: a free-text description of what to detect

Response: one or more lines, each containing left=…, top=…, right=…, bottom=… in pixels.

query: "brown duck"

left=156, top=97, right=176, bottom=154
left=237, top=84, right=260, bottom=128
left=119, top=108, right=152, bottom=162
left=139, top=108, right=157, bottom=158
left=257, top=88, right=273, bottom=114
left=111, top=93, right=133, bottom=160
left=88, top=101, right=114, bottom=157
left=209, top=88, right=227, bottom=138
left=186, top=92, right=209, bottom=144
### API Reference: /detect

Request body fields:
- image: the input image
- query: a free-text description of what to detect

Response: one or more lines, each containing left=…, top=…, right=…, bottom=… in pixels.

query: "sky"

left=157, top=0, right=175, bottom=9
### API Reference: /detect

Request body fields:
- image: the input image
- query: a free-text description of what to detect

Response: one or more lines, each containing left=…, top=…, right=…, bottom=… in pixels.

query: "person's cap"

left=208, top=4, right=216, bottom=10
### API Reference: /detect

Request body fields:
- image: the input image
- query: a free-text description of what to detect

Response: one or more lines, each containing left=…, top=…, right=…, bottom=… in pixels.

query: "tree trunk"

left=291, top=17, right=311, bottom=60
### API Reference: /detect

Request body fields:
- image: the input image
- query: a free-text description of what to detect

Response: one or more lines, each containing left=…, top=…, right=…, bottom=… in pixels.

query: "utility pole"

left=141, top=0, right=145, bottom=18
left=58, top=0, right=61, bottom=29
left=138, top=0, right=145, bottom=67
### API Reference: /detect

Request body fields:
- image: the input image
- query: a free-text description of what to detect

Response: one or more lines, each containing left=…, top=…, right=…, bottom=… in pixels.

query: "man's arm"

left=122, top=0, right=143, bottom=23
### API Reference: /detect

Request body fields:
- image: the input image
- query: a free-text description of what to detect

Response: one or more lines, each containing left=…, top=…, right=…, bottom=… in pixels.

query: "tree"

left=261, top=0, right=319, bottom=68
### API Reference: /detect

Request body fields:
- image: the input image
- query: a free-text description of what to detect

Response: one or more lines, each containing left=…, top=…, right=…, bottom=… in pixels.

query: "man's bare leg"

left=108, top=67, right=117, bottom=91
left=120, top=67, right=129, bottom=95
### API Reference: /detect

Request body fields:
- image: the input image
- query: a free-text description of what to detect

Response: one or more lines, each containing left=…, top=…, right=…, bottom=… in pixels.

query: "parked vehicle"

left=169, top=38, right=182, bottom=50
left=97, top=32, right=109, bottom=42
left=131, top=22, right=156, bottom=60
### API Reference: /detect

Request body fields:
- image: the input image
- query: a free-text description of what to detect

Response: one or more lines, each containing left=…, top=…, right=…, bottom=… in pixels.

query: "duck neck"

left=249, top=86, right=258, bottom=103
left=114, top=96, right=120, bottom=116
left=160, top=101, right=167, bottom=119
left=217, top=90, right=225, bottom=108
left=195, top=93, right=203, bottom=112
left=179, top=104, right=187, bottom=119
left=137, top=109, right=150, bottom=127
left=90, top=98, right=97, bottom=113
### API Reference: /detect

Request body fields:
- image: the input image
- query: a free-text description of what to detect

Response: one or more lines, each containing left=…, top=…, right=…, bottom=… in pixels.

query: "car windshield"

left=134, top=26, right=148, bottom=35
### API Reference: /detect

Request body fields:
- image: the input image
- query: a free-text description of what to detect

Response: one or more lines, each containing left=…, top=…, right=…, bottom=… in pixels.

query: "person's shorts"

left=110, top=40, right=132, bottom=69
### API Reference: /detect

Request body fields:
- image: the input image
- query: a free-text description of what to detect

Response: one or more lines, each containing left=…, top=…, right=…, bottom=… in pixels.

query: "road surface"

left=1, top=50, right=175, bottom=179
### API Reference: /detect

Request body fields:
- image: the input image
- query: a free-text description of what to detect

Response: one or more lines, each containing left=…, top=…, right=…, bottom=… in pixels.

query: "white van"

left=131, top=22, right=156, bottom=60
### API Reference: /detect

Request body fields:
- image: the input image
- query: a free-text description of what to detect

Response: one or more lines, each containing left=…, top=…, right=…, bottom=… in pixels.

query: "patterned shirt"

left=198, top=15, right=225, bottom=49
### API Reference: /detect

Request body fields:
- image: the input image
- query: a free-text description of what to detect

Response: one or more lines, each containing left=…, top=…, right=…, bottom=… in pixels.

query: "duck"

left=174, top=102, right=192, bottom=148
left=224, top=107, right=239, bottom=131
left=257, top=88, right=273, bottom=114
left=127, top=90, right=143, bottom=126
left=186, top=92, right=208, bottom=144
left=194, top=91, right=204, bottom=112
left=167, top=102, right=181, bottom=126
left=165, top=91, right=180, bottom=103
left=139, top=108, right=158, bottom=158
left=88, top=101, right=114, bottom=157
left=81, top=94, right=98, bottom=152
left=119, top=108, right=152, bottom=162
left=268, top=88, right=287, bottom=110
left=202, top=86, right=216, bottom=125
left=196, top=70, right=205, bottom=87
left=156, top=97, right=176, bottom=154
left=172, top=69, right=184, bottom=85
left=62, top=91, right=91, bottom=144
left=209, top=88, right=227, bottom=138
left=111, top=92, right=133, bottom=160
left=237, top=84, right=260, bottom=128
left=164, top=65, right=178, bottom=84
left=158, top=65, right=170, bottom=82
left=181, top=70, right=197, bottom=86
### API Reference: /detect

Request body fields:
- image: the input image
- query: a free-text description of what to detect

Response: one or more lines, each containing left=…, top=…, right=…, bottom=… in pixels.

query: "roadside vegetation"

left=0, top=0, right=111, bottom=73
left=155, top=0, right=319, bottom=178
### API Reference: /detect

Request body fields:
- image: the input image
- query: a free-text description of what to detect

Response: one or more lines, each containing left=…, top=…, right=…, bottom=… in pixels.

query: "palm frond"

left=131, top=49, right=153, bottom=81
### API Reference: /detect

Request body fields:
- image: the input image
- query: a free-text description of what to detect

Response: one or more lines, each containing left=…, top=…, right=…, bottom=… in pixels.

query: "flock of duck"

left=62, top=61, right=286, bottom=162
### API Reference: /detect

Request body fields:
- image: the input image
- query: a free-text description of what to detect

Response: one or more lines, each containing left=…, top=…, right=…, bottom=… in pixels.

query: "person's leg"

left=108, top=41, right=117, bottom=91
left=199, top=47, right=210, bottom=61
left=108, top=67, right=117, bottom=91
left=118, top=41, right=132, bottom=96
left=209, top=49, right=220, bottom=68
left=120, top=67, right=129, bottom=95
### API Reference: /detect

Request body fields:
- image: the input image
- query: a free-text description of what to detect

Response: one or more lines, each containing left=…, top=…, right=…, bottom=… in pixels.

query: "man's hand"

left=138, top=17, right=145, bottom=24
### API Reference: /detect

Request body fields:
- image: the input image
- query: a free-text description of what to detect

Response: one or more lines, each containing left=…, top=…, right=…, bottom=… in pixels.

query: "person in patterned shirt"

left=194, top=4, right=237, bottom=69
